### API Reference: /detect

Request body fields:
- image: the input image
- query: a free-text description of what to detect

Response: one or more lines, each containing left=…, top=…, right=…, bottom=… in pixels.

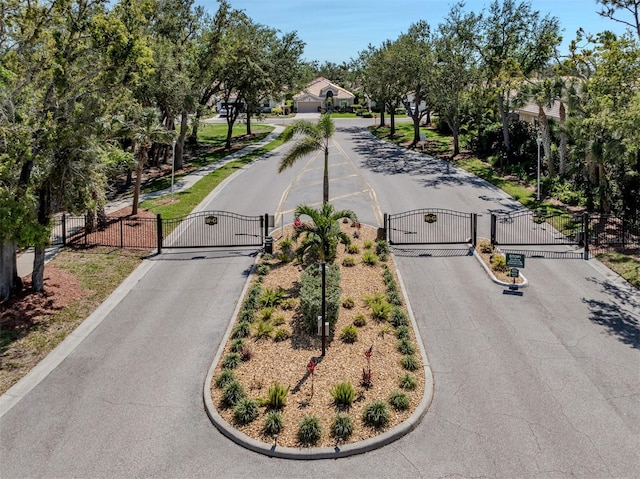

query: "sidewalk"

left=17, top=125, right=285, bottom=278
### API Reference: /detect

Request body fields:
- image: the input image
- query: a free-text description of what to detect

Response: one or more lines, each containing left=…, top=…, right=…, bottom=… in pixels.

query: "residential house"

left=293, top=77, right=355, bottom=113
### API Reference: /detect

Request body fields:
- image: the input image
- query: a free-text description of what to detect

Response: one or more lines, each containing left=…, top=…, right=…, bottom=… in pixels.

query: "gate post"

left=490, top=214, right=497, bottom=247
left=383, top=213, right=388, bottom=242
left=62, top=214, right=67, bottom=246
left=263, top=213, right=268, bottom=242
left=471, top=213, right=477, bottom=249
left=156, top=214, right=163, bottom=255
left=583, top=212, right=589, bottom=260
left=119, top=217, right=124, bottom=248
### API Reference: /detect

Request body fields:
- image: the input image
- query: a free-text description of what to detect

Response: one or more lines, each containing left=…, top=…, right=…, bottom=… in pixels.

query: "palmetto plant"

left=292, top=203, right=357, bottom=263
left=278, top=114, right=335, bottom=204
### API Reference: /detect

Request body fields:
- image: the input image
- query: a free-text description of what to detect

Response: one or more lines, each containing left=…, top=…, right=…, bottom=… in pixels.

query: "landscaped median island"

left=208, top=210, right=428, bottom=453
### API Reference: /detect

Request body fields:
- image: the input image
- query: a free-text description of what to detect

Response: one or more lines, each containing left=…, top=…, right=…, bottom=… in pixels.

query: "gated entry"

left=490, top=210, right=583, bottom=248
left=385, top=208, right=477, bottom=246
left=160, top=211, right=265, bottom=249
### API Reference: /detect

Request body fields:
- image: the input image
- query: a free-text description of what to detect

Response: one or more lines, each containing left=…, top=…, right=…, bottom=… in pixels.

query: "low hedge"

left=299, top=263, right=341, bottom=333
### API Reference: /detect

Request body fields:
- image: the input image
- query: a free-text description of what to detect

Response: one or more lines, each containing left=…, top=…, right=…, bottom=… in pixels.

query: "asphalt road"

left=1, top=118, right=638, bottom=478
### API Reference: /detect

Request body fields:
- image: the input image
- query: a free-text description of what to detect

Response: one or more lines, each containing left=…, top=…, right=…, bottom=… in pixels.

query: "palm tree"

left=292, top=203, right=357, bottom=263
left=115, top=108, right=176, bottom=215
left=278, top=114, right=335, bottom=204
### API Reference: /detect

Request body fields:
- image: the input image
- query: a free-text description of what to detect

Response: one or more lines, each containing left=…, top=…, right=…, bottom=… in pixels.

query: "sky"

left=198, top=0, right=632, bottom=65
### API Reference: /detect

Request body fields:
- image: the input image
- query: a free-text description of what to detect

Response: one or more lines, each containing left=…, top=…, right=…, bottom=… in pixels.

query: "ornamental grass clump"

left=330, top=381, right=356, bottom=407
left=491, top=254, right=508, bottom=272
left=342, top=296, right=355, bottom=309
left=395, top=325, right=410, bottom=340
left=362, top=250, right=378, bottom=266
left=397, top=338, right=416, bottom=355
left=263, top=411, right=283, bottom=437
left=342, top=256, right=356, bottom=267
left=362, top=400, right=389, bottom=429
left=222, top=353, right=241, bottom=369
left=388, top=391, right=410, bottom=411
left=254, top=319, right=274, bottom=340
left=340, top=324, right=358, bottom=343
left=273, top=327, right=289, bottom=342
left=261, top=382, right=288, bottom=410
left=233, top=398, right=259, bottom=425
left=230, top=338, right=245, bottom=353
left=214, top=369, right=236, bottom=389
left=258, top=288, right=285, bottom=308
left=399, top=373, right=417, bottom=390
left=401, top=354, right=420, bottom=371
left=353, top=313, right=367, bottom=327
left=221, top=380, right=246, bottom=408
left=331, top=413, right=354, bottom=441
left=297, top=416, right=322, bottom=446
left=232, top=320, right=251, bottom=339
left=390, top=307, right=408, bottom=327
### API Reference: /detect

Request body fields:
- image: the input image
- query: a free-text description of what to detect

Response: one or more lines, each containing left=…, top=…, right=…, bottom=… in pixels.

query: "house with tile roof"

left=293, top=77, right=355, bottom=113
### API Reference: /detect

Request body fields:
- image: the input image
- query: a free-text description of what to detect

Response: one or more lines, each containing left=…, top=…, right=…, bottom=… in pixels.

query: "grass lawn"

left=596, top=251, right=640, bottom=289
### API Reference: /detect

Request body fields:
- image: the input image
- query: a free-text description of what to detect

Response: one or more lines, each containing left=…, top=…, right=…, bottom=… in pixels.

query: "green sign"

left=509, top=268, right=519, bottom=278
left=506, top=253, right=525, bottom=268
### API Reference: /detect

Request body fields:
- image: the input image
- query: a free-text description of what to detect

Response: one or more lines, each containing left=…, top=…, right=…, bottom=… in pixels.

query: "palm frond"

left=278, top=137, right=322, bottom=172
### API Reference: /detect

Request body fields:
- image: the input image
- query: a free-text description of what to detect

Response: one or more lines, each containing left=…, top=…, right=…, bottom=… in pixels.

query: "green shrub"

left=272, top=314, right=286, bottom=326
left=491, top=254, right=508, bottom=272
left=342, top=296, right=355, bottom=309
left=297, top=416, right=322, bottom=445
left=221, top=380, right=245, bottom=408
left=239, top=308, right=255, bottom=323
left=342, top=256, right=356, bottom=267
left=232, top=320, right=251, bottom=339
left=347, top=243, right=360, bottom=254
left=262, top=253, right=273, bottom=261
left=254, top=319, right=274, bottom=340
left=330, top=381, right=356, bottom=406
left=398, top=338, right=416, bottom=355
left=362, top=111, right=373, bottom=118
left=353, top=313, right=367, bottom=327
left=399, top=373, right=417, bottom=390
left=340, top=324, right=358, bottom=343
left=263, top=411, right=283, bottom=436
left=214, top=369, right=236, bottom=389
left=331, top=413, right=354, bottom=441
left=396, top=325, right=410, bottom=340
left=230, top=338, right=245, bottom=353
left=388, top=391, right=410, bottom=411
left=387, top=290, right=403, bottom=306
left=258, top=307, right=274, bottom=321
left=478, top=240, right=493, bottom=253
left=363, top=240, right=374, bottom=249
left=273, top=327, right=289, bottom=342
left=279, top=237, right=293, bottom=254
left=362, top=400, right=389, bottom=428
left=385, top=278, right=398, bottom=292
left=375, top=240, right=390, bottom=255
left=279, top=298, right=297, bottom=310
left=233, top=398, right=259, bottom=425
left=401, top=354, right=420, bottom=371
left=222, top=353, right=241, bottom=369
left=378, top=252, right=388, bottom=262
left=259, top=288, right=285, bottom=307
left=379, top=324, right=393, bottom=337
left=390, top=307, right=408, bottom=327
left=260, top=381, right=288, bottom=410
left=362, top=250, right=378, bottom=265
left=256, top=264, right=270, bottom=276
left=370, top=299, right=392, bottom=321
left=299, top=264, right=341, bottom=333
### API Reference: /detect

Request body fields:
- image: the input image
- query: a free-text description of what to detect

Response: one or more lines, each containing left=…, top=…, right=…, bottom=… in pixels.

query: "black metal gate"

left=490, top=210, right=583, bottom=248
left=160, top=211, right=265, bottom=249
left=386, top=209, right=477, bottom=246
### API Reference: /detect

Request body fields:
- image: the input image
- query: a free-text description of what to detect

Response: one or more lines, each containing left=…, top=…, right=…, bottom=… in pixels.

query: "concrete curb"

left=473, top=248, right=529, bottom=288
left=202, top=228, right=434, bottom=459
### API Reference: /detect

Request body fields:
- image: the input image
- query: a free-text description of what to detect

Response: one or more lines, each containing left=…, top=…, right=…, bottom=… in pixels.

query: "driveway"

left=1, top=118, right=638, bottom=478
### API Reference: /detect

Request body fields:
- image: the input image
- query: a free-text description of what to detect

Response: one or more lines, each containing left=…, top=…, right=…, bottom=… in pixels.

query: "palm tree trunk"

left=323, top=148, right=329, bottom=204
left=559, top=102, right=568, bottom=177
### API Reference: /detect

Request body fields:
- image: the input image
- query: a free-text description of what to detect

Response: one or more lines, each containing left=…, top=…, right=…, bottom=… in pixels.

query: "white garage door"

left=297, top=101, right=321, bottom=113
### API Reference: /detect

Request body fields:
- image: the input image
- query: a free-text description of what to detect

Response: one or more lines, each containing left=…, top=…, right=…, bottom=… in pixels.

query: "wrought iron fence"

left=385, top=209, right=477, bottom=247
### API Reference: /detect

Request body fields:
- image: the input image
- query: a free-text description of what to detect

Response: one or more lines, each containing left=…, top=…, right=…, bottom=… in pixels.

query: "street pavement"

left=1, top=117, right=639, bottom=478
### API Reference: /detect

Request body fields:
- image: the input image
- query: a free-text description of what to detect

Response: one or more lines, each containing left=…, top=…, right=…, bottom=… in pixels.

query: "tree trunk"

left=497, top=94, right=511, bottom=170
left=538, top=106, right=554, bottom=178
left=174, top=111, right=188, bottom=171
left=379, top=110, right=385, bottom=127
left=225, top=116, right=235, bottom=150
left=0, top=240, right=19, bottom=301
left=97, top=203, right=108, bottom=230
left=132, top=149, right=145, bottom=216
left=32, top=244, right=45, bottom=292
left=246, top=111, right=252, bottom=136
left=323, top=148, right=329, bottom=204
left=188, top=108, right=201, bottom=145
left=559, top=102, right=568, bottom=177
left=450, top=122, right=460, bottom=156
